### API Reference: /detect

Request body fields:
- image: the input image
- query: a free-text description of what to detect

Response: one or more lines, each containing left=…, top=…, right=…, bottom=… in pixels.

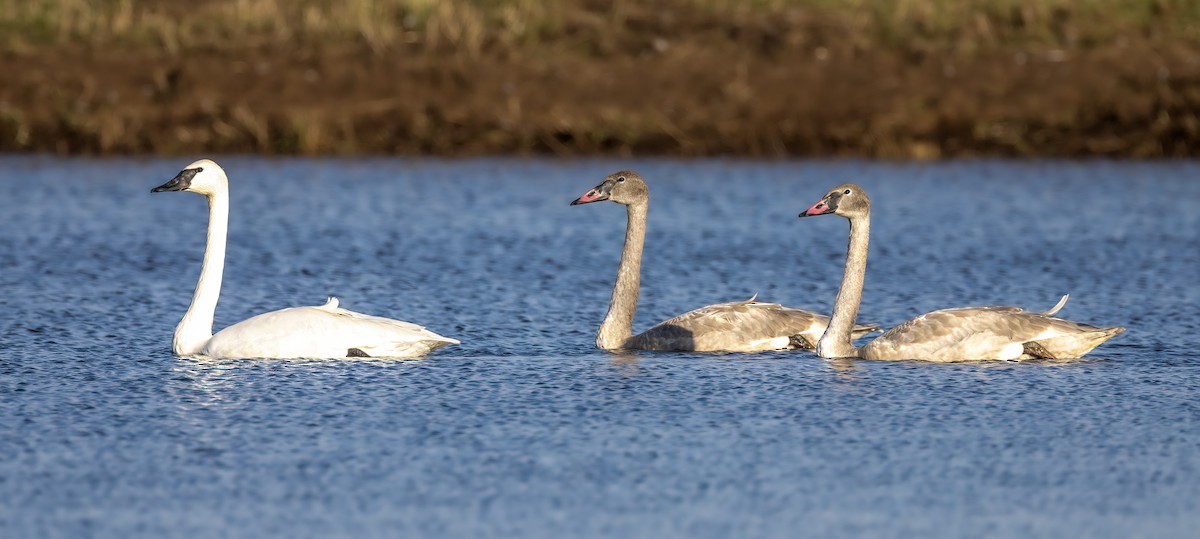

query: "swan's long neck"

left=173, top=189, right=228, bottom=356
left=817, top=213, right=870, bottom=358
left=597, top=201, right=647, bottom=349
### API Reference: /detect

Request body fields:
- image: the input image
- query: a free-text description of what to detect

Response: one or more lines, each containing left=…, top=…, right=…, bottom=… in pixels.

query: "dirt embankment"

left=2, top=2, right=1199, bottom=158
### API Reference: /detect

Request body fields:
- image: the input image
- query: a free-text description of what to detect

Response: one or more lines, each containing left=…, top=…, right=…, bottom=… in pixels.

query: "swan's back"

left=629, top=297, right=876, bottom=352
left=203, top=298, right=459, bottom=359
left=861, top=302, right=1124, bottom=361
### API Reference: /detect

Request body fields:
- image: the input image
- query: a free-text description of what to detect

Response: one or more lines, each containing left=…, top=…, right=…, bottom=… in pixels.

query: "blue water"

left=1, top=157, right=1198, bottom=538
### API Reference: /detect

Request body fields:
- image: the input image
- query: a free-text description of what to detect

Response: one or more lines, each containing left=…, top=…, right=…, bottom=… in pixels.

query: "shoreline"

left=3, top=2, right=1198, bottom=158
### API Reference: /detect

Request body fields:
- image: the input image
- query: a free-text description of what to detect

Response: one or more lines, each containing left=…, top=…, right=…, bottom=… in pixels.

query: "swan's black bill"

left=152, top=167, right=202, bottom=193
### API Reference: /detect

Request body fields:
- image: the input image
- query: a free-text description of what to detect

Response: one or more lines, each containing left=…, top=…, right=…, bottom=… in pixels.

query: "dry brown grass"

left=1, top=0, right=565, bottom=55
left=2, top=0, right=1197, bottom=55
left=2, top=1, right=1198, bottom=157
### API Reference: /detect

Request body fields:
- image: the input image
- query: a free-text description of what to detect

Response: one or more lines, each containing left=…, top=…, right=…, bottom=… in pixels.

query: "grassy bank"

left=1, top=0, right=1199, bottom=157
left=4, top=0, right=1198, bottom=52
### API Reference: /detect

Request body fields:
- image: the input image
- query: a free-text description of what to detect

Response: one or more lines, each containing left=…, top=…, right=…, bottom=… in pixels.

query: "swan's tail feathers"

left=433, top=334, right=462, bottom=345
left=789, top=334, right=817, bottom=349
left=1026, top=326, right=1125, bottom=359
left=318, top=297, right=341, bottom=311
left=365, top=335, right=458, bottom=358
left=1042, top=294, right=1069, bottom=316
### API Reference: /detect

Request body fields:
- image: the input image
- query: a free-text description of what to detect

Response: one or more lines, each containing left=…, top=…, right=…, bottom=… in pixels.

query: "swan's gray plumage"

left=860, top=304, right=1123, bottom=361
left=573, top=171, right=878, bottom=353
left=800, top=182, right=1123, bottom=361
left=630, top=297, right=878, bottom=352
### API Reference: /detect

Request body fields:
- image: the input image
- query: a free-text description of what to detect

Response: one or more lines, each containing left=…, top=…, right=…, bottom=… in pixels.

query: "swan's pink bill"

left=571, top=190, right=604, bottom=205
left=800, top=199, right=834, bottom=217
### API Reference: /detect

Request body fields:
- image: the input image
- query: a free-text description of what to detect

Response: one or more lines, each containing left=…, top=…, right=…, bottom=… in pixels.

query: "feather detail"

left=318, top=297, right=340, bottom=311
left=625, top=298, right=877, bottom=352
left=860, top=303, right=1121, bottom=361
left=1043, top=294, right=1069, bottom=316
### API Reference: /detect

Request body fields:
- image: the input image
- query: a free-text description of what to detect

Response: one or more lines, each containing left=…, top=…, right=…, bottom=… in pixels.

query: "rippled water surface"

left=2, top=157, right=1198, bottom=537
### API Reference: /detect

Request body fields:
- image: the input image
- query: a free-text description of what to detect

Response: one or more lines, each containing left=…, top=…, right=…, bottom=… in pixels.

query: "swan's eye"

left=843, top=189, right=851, bottom=195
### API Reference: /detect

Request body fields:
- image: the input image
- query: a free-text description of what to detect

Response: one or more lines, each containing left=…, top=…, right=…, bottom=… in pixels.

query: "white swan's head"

left=151, top=159, right=228, bottom=196
left=570, top=170, right=649, bottom=206
left=798, top=183, right=870, bottom=220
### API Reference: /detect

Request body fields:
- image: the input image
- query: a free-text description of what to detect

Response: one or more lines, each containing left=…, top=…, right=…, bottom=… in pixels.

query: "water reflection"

left=168, top=358, right=247, bottom=408
left=167, top=356, right=422, bottom=409
left=824, top=357, right=861, bottom=380
left=607, top=351, right=642, bottom=377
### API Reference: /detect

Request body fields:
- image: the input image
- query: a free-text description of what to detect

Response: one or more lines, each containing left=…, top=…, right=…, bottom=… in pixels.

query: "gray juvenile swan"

left=798, top=183, right=1124, bottom=361
left=151, top=159, right=458, bottom=359
left=571, top=171, right=878, bottom=352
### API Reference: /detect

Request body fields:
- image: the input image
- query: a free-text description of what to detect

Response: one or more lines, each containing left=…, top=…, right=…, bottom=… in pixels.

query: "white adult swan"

left=151, top=159, right=458, bottom=359
left=798, top=183, right=1124, bottom=361
left=571, top=171, right=878, bottom=352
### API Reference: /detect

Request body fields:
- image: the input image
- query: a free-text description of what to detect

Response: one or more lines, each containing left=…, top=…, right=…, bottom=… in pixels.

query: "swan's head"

left=152, top=159, right=228, bottom=196
left=570, top=170, right=649, bottom=206
left=799, top=183, right=870, bottom=219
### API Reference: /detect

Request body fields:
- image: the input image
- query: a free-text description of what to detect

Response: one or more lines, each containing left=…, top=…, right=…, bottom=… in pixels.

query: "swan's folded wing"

left=204, top=302, right=458, bottom=359
left=861, top=305, right=1085, bottom=361
left=319, top=304, right=460, bottom=345
left=631, top=299, right=829, bottom=352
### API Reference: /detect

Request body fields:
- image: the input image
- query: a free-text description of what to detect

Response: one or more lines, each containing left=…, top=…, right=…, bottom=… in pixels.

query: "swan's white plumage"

left=155, top=159, right=457, bottom=360
left=202, top=297, right=459, bottom=359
